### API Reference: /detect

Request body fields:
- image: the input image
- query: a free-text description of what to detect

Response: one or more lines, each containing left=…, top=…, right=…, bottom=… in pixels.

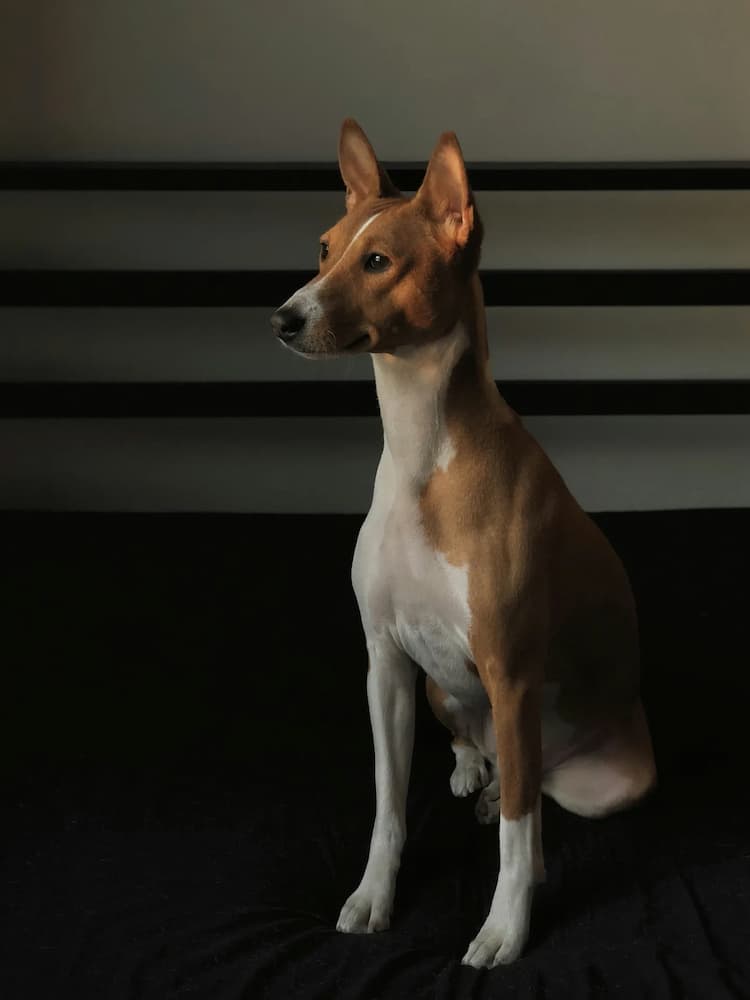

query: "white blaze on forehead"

left=333, top=210, right=385, bottom=273
left=280, top=209, right=386, bottom=314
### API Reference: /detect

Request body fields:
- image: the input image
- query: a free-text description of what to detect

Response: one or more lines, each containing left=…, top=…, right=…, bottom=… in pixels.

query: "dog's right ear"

left=338, top=118, right=400, bottom=212
left=415, top=132, right=475, bottom=250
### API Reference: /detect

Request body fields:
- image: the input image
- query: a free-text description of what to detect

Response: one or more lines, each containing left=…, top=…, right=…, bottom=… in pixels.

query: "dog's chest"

left=353, top=466, right=485, bottom=706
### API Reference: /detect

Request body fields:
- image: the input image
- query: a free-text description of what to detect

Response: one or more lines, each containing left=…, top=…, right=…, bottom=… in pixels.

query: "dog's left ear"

left=338, top=118, right=400, bottom=212
left=415, top=132, right=475, bottom=250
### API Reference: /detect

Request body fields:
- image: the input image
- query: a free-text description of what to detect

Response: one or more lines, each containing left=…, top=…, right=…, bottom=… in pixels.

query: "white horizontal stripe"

left=1, top=307, right=748, bottom=382
left=0, top=416, right=747, bottom=512
left=2, top=191, right=750, bottom=270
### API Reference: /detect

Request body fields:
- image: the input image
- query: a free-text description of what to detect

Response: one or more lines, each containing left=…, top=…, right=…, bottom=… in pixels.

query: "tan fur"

left=275, top=119, right=657, bottom=965
left=417, top=277, right=650, bottom=819
left=279, top=120, right=656, bottom=823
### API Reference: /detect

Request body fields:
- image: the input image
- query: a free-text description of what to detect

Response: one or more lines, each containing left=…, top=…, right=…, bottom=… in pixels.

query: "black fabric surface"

left=1, top=510, right=749, bottom=1000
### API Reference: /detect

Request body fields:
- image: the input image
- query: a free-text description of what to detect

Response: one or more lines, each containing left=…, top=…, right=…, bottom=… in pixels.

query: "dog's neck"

left=371, top=274, right=495, bottom=488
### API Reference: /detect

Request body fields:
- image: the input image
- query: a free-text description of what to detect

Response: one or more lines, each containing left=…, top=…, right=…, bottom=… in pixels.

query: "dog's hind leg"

left=542, top=699, right=657, bottom=818
left=475, top=764, right=500, bottom=823
left=450, top=739, right=489, bottom=797
left=425, top=676, right=489, bottom=797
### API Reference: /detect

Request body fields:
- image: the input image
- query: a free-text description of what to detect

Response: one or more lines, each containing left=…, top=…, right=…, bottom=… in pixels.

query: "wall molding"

left=2, top=161, right=747, bottom=426
left=3, top=161, right=750, bottom=191
left=1, top=380, right=748, bottom=418
left=3, top=269, right=750, bottom=307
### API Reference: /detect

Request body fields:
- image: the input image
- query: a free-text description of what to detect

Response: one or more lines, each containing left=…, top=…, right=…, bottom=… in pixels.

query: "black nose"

left=271, top=306, right=306, bottom=343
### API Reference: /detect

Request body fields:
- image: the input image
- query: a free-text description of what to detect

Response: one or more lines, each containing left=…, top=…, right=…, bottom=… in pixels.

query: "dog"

left=270, top=119, right=657, bottom=967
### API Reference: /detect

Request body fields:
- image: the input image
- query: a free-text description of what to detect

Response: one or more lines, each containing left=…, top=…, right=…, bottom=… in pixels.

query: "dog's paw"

left=462, top=917, right=523, bottom=968
left=474, top=779, right=500, bottom=824
left=450, top=746, right=489, bottom=798
left=462, top=879, right=532, bottom=967
left=336, top=885, right=392, bottom=934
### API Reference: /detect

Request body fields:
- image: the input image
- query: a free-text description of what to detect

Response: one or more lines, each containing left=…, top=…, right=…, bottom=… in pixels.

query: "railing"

left=2, top=161, right=749, bottom=417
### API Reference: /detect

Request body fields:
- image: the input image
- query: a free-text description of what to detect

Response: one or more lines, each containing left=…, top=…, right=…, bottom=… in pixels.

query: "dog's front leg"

left=463, top=664, right=545, bottom=967
left=337, top=639, right=416, bottom=934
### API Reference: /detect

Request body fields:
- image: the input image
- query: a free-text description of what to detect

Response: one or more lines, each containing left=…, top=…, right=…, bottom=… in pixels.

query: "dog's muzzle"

left=271, top=305, right=306, bottom=344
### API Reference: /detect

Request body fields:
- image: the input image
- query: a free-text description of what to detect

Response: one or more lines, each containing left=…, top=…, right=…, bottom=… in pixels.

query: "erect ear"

left=338, top=118, right=400, bottom=212
left=415, top=132, right=475, bottom=249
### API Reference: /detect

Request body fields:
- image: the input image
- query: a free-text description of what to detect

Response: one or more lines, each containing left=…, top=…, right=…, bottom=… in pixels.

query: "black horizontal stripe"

left=1, top=380, right=748, bottom=418
left=3, top=161, right=750, bottom=191
left=2, top=269, right=749, bottom=307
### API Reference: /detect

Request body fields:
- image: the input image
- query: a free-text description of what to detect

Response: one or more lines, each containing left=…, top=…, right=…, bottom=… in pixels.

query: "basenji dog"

left=271, top=119, right=657, bottom=967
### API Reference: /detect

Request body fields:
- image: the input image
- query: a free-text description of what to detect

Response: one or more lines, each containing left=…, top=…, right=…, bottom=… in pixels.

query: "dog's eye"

left=364, top=253, right=390, bottom=273
left=320, top=242, right=329, bottom=261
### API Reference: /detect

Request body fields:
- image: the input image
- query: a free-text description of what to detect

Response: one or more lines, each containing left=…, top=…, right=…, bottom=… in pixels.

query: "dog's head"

left=271, top=119, right=483, bottom=358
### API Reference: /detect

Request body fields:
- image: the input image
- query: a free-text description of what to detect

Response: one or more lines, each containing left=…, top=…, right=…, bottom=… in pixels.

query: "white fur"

left=450, top=742, right=489, bottom=797
left=331, top=212, right=384, bottom=273
left=337, top=321, right=553, bottom=961
left=338, top=323, right=491, bottom=936
left=462, top=803, right=544, bottom=967
left=436, top=434, right=457, bottom=472
left=336, top=638, right=415, bottom=934
left=353, top=324, right=487, bottom=711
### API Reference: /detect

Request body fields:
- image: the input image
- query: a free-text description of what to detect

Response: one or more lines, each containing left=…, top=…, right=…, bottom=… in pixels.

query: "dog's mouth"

left=343, top=333, right=371, bottom=353
left=281, top=330, right=372, bottom=360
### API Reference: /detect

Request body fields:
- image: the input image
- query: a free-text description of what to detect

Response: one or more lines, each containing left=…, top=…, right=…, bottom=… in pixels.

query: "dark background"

left=2, top=508, right=749, bottom=999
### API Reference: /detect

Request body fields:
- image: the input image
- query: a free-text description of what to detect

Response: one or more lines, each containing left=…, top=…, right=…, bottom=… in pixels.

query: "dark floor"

left=1, top=510, right=749, bottom=999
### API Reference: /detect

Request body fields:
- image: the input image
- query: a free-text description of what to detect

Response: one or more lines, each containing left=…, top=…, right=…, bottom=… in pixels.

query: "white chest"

left=352, top=454, right=486, bottom=708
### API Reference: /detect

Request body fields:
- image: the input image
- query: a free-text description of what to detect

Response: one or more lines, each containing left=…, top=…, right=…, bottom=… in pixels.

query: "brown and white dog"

left=271, top=119, right=657, bottom=967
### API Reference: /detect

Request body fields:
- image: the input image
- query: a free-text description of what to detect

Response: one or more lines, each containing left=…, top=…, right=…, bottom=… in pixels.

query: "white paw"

left=474, top=780, right=500, bottom=824
left=450, top=749, right=489, bottom=798
left=462, top=918, right=523, bottom=967
left=462, top=878, right=533, bottom=967
left=336, top=884, right=393, bottom=934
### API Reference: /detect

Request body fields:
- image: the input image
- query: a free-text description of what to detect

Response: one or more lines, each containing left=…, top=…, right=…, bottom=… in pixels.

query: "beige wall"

left=1, top=2, right=748, bottom=513
left=2, top=0, right=750, bottom=161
